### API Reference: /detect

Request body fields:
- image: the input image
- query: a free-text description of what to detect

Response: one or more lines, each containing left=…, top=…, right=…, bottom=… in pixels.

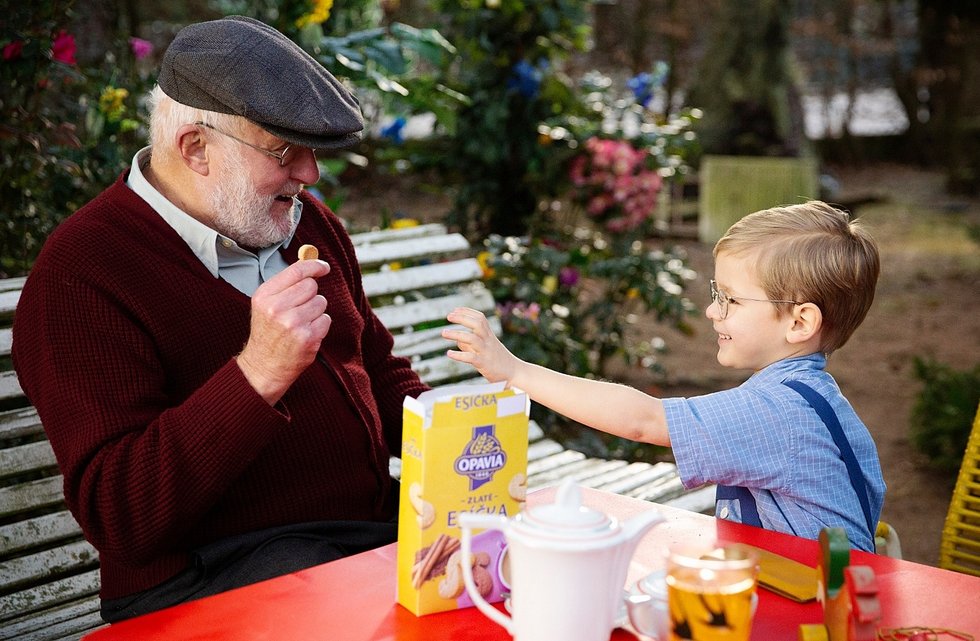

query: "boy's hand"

left=443, top=307, right=520, bottom=385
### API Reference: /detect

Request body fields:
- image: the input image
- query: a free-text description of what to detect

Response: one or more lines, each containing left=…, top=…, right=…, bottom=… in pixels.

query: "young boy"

left=443, top=200, right=886, bottom=552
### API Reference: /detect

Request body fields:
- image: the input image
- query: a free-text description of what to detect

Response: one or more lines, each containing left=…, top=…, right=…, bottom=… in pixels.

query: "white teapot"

left=458, top=480, right=664, bottom=641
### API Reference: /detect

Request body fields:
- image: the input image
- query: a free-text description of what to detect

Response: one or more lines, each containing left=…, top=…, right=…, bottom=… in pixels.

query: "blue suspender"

left=715, top=380, right=875, bottom=538
left=714, top=485, right=762, bottom=524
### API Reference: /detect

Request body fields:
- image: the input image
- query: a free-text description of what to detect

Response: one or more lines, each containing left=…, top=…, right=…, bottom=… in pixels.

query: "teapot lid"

left=519, top=480, right=615, bottom=539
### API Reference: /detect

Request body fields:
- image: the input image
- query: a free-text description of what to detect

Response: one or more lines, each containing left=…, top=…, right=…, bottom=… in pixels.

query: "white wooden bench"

left=357, top=224, right=713, bottom=511
left=0, top=223, right=712, bottom=640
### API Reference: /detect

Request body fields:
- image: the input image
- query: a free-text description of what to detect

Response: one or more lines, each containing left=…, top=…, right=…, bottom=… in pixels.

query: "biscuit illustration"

left=472, top=564, right=494, bottom=598
left=438, top=560, right=465, bottom=599
left=508, top=472, right=527, bottom=502
left=408, top=482, right=436, bottom=529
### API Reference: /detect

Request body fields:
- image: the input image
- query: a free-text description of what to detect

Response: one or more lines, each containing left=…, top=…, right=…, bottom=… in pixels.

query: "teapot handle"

left=458, top=513, right=512, bottom=633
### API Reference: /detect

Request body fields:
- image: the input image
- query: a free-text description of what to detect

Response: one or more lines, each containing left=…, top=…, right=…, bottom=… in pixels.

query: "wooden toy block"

left=844, top=565, right=880, bottom=641
left=818, top=527, right=850, bottom=601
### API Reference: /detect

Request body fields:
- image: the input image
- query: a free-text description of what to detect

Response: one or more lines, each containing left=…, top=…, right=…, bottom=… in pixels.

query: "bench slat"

left=0, top=371, right=24, bottom=404
left=528, top=457, right=625, bottom=489
left=0, top=476, right=67, bottom=517
left=409, top=354, right=494, bottom=386
left=0, top=277, right=27, bottom=294
left=662, top=484, right=717, bottom=513
left=0, top=594, right=102, bottom=641
left=361, top=258, right=483, bottom=298
left=0, top=441, right=58, bottom=480
left=0, top=511, right=84, bottom=556
left=0, top=406, right=43, bottom=441
left=627, top=475, right=688, bottom=503
left=600, top=461, right=678, bottom=495
left=0, top=569, right=100, bottom=622
left=355, top=233, right=470, bottom=267
left=0, top=327, right=11, bottom=357
left=528, top=420, right=544, bottom=442
left=527, top=449, right=588, bottom=479
left=390, top=318, right=503, bottom=361
left=15, top=613, right=103, bottom=641
left=0, top=290, right=20, bottom=318
left=573, top=460, right=634, bottom=488
left=527, top=438, right=568, bottom=463
left=373, top=286, right=495, bottom=331
left=349, top=223, right=447, bottom=246
left=0, top=540, right=98, bottom=594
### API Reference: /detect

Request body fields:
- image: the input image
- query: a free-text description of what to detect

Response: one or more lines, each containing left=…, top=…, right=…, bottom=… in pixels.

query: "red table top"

left=84, top=487, right=980, bottom=640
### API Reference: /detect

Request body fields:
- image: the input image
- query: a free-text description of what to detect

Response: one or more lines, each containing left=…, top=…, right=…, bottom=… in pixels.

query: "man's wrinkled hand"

left=237, top=259, right=331, bottom=404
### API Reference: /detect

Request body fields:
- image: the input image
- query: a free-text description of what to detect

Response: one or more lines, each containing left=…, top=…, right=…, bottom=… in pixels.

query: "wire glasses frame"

left=709, top=279, right=803, bottom=320
left=194, top=121, right=312, bottom=167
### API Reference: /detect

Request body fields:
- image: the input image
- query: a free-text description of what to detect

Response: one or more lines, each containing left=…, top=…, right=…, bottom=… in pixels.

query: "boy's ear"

left=175, top=124, right=210, bottom=176
left=786, top=302, right=822, bottom=345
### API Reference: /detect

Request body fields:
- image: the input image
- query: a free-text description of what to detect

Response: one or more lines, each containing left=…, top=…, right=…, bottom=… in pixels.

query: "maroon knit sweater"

left=12, top=173, right=428, bottom=599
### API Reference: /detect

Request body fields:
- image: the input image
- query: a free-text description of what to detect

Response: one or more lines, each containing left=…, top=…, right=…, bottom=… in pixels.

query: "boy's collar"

left=751, top=353, right=826, bottom=381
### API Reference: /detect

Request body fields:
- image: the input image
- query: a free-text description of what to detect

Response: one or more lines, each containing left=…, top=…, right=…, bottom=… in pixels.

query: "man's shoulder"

left=32, top=175, right=185, bottom=282
left=53, top=173, right=152, bottom=237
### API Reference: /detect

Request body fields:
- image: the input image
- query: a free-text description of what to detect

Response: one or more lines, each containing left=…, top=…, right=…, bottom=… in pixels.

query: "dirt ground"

left=342, top=163, right=980, bottom=566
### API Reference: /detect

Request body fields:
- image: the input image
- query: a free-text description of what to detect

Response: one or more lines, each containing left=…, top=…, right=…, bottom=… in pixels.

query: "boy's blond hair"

left=714, top=200, right=880, bottom=354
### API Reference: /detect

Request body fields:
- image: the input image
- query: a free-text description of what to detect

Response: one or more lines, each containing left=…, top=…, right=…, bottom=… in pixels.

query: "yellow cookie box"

left=396, top=382, right=529, bottom=616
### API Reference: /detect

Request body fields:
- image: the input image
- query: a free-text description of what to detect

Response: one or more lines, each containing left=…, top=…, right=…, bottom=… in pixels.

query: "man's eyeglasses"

left=194, top=121, right=312, bottom=167
left=709, top=279, right=803, bottom=320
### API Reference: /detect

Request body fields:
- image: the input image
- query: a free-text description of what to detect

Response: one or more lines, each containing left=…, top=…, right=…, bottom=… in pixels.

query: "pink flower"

left=51, top=31, right=76, bottom=65
left=559, top=267, right=580, bottom=287
left=3, top=40, right=23, bottom=61
left=569, top=136, right=663, bottom=234
left=129, top=37, right=153, bottom=60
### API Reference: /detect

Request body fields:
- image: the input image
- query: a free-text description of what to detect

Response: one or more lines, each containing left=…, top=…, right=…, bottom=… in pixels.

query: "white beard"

left=207, top=147, right=298, bottom=249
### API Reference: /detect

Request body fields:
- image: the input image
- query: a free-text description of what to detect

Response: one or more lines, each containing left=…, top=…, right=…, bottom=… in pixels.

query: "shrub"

left=1, top=4, right=153, bottom=276
left=909, top=357, right=980, bottom=473
left=480, top=230, right=698, bottom=460
left=421, top=0, right=592, bottom=238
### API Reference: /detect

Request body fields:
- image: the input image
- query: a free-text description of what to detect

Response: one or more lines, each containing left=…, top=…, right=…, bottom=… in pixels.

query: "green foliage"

left=213, top=0, right=380, bottom=38
left=314, top=22, right=462, bottom=125
left=553, top=69, right=703, bottom=168
left=480, top=230, right=697, bottom=459
left=1, top=2, right=153, bottom=276
left=420, top=0, right=592, bottom=238
left=909, top=357, right=980, bottom=473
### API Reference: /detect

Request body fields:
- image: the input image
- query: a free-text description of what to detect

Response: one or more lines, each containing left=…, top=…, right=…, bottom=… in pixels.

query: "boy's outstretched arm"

left=442, top=307, right=670, bottom=446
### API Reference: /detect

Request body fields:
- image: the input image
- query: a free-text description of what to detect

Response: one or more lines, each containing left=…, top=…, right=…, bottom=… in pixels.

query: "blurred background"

left=2, top=0, right=978, bottom=567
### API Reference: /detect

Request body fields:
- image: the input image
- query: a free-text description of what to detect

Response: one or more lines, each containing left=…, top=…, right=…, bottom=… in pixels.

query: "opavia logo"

left=454, top=424, right=506, bottom=491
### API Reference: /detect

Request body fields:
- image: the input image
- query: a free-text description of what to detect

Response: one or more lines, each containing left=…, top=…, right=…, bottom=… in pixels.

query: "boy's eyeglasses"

left=194, top=121, right=313, bottom=167
left=709, top=279, right=803, bottom=320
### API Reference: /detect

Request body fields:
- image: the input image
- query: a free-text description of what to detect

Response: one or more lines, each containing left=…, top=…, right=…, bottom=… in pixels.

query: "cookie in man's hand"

left=297, top=244, right=319, bottom=261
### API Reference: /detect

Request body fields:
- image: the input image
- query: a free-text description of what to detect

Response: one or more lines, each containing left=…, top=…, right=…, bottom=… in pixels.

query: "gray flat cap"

left=159, top=15, right=362, bottom=149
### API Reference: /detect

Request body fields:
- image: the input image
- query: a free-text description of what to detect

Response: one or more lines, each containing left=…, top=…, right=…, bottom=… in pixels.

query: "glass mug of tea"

left=665, top=543, right=758, bottom=641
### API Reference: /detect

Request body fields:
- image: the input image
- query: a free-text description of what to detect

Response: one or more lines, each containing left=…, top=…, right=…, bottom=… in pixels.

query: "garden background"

left=2, top=0, right=979, bottom=567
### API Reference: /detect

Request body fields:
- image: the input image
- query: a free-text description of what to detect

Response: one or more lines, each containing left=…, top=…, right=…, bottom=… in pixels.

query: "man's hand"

left=442, top=307, right=521, bottom=386
left=237, top=259, right=331, bottom=404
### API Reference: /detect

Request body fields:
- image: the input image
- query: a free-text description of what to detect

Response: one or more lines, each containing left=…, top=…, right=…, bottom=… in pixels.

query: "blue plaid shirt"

left=663, top=353, right=885, bottom=551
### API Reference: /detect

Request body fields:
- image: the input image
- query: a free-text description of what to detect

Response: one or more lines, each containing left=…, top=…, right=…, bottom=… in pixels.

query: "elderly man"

left=12, top=16, right=428, bottom=622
